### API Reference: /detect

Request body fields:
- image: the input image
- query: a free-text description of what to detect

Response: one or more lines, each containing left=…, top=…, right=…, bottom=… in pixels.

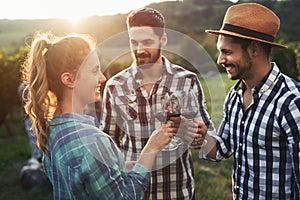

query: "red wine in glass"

left=154, top=110, right=168, bottom=122
left=166, top=111, right=181, bottom=121
left=155, top=110, right=181, bottom=122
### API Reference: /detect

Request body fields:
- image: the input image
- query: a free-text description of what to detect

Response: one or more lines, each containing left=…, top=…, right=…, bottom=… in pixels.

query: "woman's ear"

left=61, top=72, right=75, bottom=88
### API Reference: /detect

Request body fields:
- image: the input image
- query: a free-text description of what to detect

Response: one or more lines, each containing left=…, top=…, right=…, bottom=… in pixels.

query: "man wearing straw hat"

left=200, top=3, right=300, bottom=199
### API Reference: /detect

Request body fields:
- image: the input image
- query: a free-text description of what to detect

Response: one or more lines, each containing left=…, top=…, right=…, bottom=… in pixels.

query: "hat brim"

left=206, top=29, right=287, bottom=48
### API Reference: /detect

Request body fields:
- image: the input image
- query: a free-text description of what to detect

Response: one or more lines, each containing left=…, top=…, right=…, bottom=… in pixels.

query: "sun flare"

left=0, top=0, right=172, bottom=20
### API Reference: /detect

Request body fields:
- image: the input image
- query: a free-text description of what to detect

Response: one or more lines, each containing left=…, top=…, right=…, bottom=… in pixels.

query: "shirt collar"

left=256, top=62, right=280, bottom=94
left=234, top=62, right=280, bottom=96
left=49, top=113, right=95, bottom=127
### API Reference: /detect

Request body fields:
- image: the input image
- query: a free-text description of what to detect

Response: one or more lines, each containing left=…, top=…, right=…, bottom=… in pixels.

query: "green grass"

left=0, top=116, right=53, bottom=200
left=0, top=136, right=53, bottom=200
left=192, top=73, right=236, bottom=200
left=192, top=150, right=233, bottom=200
left=0, top=73, right=236, bottom=200
left=200, top=72, right=237, bottom=128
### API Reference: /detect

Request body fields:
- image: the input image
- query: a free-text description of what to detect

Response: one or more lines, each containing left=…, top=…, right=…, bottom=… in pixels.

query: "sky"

left=0, top=0, right=176, bottom=20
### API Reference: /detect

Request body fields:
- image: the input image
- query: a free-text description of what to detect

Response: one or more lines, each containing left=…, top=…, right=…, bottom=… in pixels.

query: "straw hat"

left=206, top=3, right=287, bottom=48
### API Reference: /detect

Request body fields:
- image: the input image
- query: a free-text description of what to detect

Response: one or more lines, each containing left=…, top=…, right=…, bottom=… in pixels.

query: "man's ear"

left=161, top=33, right=167, bottom=47
left=248, top=41, right=261, bottom=57
left=61, top=72, right=75, bottom=88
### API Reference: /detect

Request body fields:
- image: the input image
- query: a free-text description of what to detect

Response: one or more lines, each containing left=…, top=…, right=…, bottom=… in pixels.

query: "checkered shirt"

left=207, top=63, right=300, bottom=199
left=101, top=57, right=215, bottom=199
left=43, top=113, right=150, bottom=199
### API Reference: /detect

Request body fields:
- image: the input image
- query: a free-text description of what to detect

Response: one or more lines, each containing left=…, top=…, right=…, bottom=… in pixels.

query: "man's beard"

left=135, top=48, right=161, bottom=69
left=225, top=51, right=252, bottom=80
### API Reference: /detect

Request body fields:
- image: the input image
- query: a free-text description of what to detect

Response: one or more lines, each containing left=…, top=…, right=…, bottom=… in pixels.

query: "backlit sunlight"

left=0, top=0, right=174, bottom=20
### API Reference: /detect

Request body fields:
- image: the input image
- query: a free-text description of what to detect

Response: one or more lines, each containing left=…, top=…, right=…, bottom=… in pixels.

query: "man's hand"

left=175, top=117, right=207, bottom=148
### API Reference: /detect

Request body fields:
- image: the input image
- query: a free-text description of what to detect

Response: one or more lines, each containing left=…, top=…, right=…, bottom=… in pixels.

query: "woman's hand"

left=137, top=122, right=176, bottom=170
left=143, top=121, right=176, bottom=154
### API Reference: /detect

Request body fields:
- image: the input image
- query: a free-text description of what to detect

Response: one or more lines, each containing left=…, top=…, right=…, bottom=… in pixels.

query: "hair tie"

left=42, top=47, right=48, bottom=56
left=42, top=42, right=52, bottom=56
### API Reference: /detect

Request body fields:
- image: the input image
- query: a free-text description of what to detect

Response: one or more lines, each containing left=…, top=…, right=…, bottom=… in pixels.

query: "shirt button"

left=241, top=121, right=244, bottom=124
left=234, top=185, right=239, bottom=189
left=239, top=143, right=242, bottom=146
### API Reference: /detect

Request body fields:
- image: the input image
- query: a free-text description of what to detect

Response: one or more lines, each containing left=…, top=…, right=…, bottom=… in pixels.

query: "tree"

left=0, top=48, right=27, bottom=136
left=271, top=43, right=299, bottom=81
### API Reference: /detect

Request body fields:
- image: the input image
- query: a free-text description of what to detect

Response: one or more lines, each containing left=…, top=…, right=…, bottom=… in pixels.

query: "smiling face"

left=74, top=50, right=106, bottom=111
left=216, top=35, right=253, bottom=81
left=128, top=26, right=166, bottom=69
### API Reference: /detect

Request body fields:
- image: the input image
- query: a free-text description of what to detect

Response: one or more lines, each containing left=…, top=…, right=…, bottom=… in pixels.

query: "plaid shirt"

left=43, top=113, right=150, bottom=200
left=101, top=57, right=215, bottom=199
left=206, top=63, right=300, bottom=199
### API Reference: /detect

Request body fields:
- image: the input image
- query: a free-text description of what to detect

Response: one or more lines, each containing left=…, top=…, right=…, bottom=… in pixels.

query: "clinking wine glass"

left=180, top=90, right=199, bottom=120
left=180, top=90, right=207, bottom=148
left=153, top=93, right=180, bottom=151
left=167, top=92, right=183, bottom=147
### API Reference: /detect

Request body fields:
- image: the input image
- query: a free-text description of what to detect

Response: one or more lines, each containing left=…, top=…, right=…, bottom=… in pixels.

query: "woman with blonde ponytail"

left=22, top=32, right=175, bottom=199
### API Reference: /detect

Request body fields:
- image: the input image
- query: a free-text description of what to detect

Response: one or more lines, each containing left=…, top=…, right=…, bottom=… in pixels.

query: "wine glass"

left=152, top=93, right=179, bottom=151
left=167, top=92, right=183, bottom=147
left=180, top=90, right=199, bottom=120
left=179, top=90, right=207, bottom=148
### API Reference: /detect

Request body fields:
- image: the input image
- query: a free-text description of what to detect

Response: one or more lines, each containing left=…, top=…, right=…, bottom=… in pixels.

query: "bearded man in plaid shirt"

left=101, top=8, right=215, bottom=199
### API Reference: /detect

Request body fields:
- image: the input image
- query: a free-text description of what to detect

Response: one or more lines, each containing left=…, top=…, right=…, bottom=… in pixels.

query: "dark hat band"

left=223, top=24, right=275, bottom=42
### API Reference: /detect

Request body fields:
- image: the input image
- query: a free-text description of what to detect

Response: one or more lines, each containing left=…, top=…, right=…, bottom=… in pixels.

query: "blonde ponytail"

left=23, top=33, right=54, bottom=153
left=22, top=32, right=95, bottom=153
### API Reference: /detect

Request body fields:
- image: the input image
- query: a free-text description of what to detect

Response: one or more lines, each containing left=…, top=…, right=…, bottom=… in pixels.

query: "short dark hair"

left=230, top=35, right=272, bottom=56
left=126, top=8, right=165, bottom=37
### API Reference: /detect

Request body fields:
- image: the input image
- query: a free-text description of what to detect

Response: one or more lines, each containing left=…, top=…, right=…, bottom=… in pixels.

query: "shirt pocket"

left=115, top=95, right=138, bottom=120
